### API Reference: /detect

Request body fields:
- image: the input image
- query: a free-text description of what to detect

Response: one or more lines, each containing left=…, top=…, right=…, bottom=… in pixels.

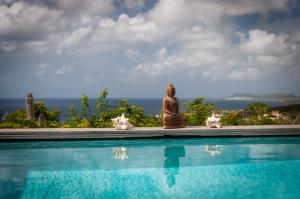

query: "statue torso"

left=164, top=96, right=178, bottom=114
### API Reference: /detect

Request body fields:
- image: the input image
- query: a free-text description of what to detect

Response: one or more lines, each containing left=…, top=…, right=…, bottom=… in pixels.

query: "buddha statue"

left=162, top=84, right=185, bottom=129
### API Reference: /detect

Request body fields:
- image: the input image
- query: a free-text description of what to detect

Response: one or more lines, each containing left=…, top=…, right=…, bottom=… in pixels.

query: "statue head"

left=165, top=84, right=175, bottom=97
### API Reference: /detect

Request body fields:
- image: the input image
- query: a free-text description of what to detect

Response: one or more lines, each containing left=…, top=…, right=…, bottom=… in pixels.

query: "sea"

left=0, top=98, right=284, bottom=122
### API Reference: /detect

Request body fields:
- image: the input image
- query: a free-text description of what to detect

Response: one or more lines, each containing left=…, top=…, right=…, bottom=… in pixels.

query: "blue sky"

left=0, top=0, right=300, bottom=98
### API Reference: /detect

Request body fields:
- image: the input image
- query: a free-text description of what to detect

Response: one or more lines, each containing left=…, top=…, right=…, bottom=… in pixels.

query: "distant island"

left=225, top=93, right=300, bottom=104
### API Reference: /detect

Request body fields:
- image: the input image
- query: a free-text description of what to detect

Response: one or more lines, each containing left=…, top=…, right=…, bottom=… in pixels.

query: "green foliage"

left=63, top=88, right=163, bottom=128
left=47, top=121, right=61, bottom=128
left=7, top=110, right=27, bottom=122
left=183, top=97, right=215, bottom=126
left=76, top=119, right=90, bottom=128
left=244, top=102, right=269, bottom=118
left=47, top=109, right=60, bottom=127
left=292, top=115, right=300, bottom=124
left=48, top=109, right=60, bottom=122
left=95, top=88, right=110, bottom=113
left=142, top=115, right=163, bottom=127
left=80, top=94, right=90, bottom=118
left=272, top=103, right=300, bottom=125
left=33, top=101, right=49, bottom=120
left=68, top=104, right=77, bottom=118
left=0, top=121, right=23, bottom=128
left=33, top=102, right=61, bottom=127
left=116, top=99, right=144, bottom=126
left=220, top=111, right=246, bottom=126
left=63, top=104, right=80, bottom=127
left=0, top=110, right=38, bottom=128
left=220, top=102, right=281, bottom=125
left=62, top=116, right=83, bottom=128
left=3, top=89, right=298, bottom=129
left=89, top=118, right=113, bottom=128
left=0, top=102, right=61, bottom=128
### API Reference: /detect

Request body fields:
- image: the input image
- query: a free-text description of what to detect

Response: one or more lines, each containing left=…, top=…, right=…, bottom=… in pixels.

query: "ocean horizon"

left=0, top=98, right=284, bottom=122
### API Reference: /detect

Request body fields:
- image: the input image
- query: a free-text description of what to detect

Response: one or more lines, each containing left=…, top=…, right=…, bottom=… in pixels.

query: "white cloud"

left=55, top=65, right=72, bottom=75
left=37, top=63, right=48, bottom=69
left=1, top=0, right=299, bottom=88
left=123, top=0, right=146, bottom=8
left=240, top=29, right=290, bottom=56
left=58, top=25, right=92, bottom=52
left=83, top=73, right=105, bottom=84
left=35, top=63, right=49, bottom=76
left=55, top=0, right=114, bottom=15
left=0, top=2, right=62, bottom=38
left=132, top=26, right=235, bottom=80
left=0, top=41, right=16, bottom=52
left=124, top=48, right=140, bottom=60
left=240, top=29, right=299, bottom=67
left=80, top=15, right=92, bottom=25
left=229, top=68, right=260, bottom=80
left=132, top=25, right=300, bottom=82
left=91, top=14, right=162, bottom=44
left=157, top=46, right=167, bottom=60
left=0, top=0, right=291, bottom=55
left=149, top=0, right=288, bottom=27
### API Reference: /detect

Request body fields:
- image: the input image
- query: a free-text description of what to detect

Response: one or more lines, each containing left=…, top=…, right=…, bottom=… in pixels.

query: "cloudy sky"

left=0, top=0, right=300, bottom=98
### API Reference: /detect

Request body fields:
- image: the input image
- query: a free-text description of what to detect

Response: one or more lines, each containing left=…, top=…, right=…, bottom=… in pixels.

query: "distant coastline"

left=225, top=93, right=300, bottom=104
left=225, top=97, right=254, bottom=101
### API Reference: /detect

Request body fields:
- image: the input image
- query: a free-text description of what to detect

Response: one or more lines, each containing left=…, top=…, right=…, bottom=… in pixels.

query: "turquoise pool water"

left=1, top=137, right=300, bottom=199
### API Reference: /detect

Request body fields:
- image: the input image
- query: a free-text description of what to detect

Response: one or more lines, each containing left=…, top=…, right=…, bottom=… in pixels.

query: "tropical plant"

left=0, top=110, right=37, bottom=128
left=244, top=102, right=269, bottom=118
left=33, top=101, right=49, bottom=120
left=80, top=94, right=91, bottom=118
left=183, top=97, right=215, bottom=126
left=220, top=111, right=246, bottom=126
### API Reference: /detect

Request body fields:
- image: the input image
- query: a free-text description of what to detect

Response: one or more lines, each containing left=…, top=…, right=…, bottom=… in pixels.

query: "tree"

left=68, top=104, right=77, bottom=118
left=33, top=101, right=49, bottom=120
left=244, top=102, right=269, bottom=118
left=184, top=97, right=215, bottom=126
left=80, top=94, right=90, bottom=118
left=0, top=110, right=37, bottom=128
left=220, top=111, right=245, bottom=126
left=95, top=88, right=109, bottom=114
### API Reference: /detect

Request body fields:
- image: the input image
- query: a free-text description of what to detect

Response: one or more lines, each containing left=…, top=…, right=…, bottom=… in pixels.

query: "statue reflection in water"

left=164, top=146, right=186, bottom=188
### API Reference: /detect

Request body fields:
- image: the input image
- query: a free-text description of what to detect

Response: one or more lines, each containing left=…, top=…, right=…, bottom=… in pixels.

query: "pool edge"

left=0, top=125, right=300, bottom=141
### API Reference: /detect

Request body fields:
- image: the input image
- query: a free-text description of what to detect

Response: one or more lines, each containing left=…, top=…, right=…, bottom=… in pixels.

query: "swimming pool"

left=1, top=137, right=300, bottom=198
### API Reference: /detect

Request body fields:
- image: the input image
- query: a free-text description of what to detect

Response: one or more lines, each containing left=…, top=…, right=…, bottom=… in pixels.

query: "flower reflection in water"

left=205, top=145, right=221, bottom=156
left=113, top=147, right=128, bottom=160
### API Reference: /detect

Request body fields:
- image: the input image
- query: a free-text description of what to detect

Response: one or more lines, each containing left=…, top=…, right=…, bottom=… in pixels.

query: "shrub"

left=183, top=97, right=215, bottom=126
left=33, top=101, right=49, bottom=120
left=220, top=111, right=246, bottom=126
left=244, top=102, right=269, bottom=118
left=76, top=119, right=90, bottom=128
left=80, top=94, right=91, bottom=118
left=7, top=110, right=27, bottom=122
left=0, top=121, right=23, bottom=128
left=48, top=109, right=60, bottom=122
left=2, top=110, right=38, bottom=128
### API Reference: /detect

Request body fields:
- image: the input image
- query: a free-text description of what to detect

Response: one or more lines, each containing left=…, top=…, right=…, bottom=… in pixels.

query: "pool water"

left=1, top=137, right=300, bottom=199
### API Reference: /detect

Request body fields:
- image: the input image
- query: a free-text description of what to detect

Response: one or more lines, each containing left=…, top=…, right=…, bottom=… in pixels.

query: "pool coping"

left=0, top=125, right=300, bottom=141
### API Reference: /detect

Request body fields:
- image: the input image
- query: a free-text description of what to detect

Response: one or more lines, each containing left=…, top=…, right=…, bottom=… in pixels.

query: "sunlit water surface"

left=1, top=137, right=300, bottom=199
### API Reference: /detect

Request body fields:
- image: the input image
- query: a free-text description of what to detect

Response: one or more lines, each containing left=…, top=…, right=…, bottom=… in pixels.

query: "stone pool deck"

left=0, top=125, right=300, bottom=141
